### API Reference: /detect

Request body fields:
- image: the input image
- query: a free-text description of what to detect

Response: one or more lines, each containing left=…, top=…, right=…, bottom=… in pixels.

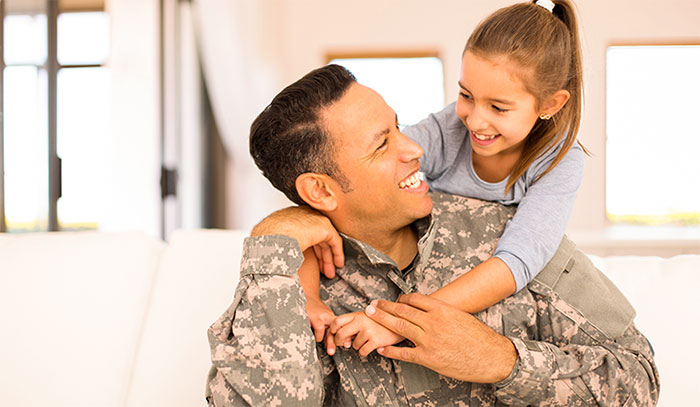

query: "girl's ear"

left=541, top=89, right=571, bottom=117
left=296, top=173, right=338, bottom=212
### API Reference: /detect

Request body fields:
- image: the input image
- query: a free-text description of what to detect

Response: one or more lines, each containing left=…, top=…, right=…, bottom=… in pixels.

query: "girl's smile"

left=456, top=51, right=541, bottom=161
left=470, top=130, right=500, bottom=146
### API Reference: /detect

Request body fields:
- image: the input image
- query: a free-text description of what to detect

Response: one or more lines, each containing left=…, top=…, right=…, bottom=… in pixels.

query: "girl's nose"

left=466, top=106, right=489, bottom=132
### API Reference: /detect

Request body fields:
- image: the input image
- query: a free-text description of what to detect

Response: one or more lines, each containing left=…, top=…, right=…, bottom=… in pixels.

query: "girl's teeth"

left=474, top=133, right=496, bottom=141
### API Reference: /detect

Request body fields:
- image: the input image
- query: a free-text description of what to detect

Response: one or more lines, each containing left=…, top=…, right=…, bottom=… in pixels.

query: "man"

left=206, top=65, right=659, bottom=406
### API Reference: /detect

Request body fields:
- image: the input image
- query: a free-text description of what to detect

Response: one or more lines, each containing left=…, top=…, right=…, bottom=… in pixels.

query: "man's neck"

left=342, top=223, right=419, bottom=270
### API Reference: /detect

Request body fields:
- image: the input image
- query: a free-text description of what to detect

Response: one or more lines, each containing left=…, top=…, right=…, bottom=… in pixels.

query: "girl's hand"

left=327, top=312, right=404, bottom=357
left=365, top=294, right=517, bottom=383
left=306, top=297, right=336, bottom=343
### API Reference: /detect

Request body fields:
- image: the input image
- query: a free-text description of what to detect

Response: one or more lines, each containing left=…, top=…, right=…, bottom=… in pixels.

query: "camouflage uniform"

left=206, top=192, right=660, bottom=406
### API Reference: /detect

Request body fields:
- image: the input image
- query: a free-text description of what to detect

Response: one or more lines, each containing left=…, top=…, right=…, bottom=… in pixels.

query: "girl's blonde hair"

left=465, top=0, right=588, bottom=194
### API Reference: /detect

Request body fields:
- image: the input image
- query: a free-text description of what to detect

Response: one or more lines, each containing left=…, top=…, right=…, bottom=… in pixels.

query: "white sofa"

left=0, top=230, right=697, bottom=406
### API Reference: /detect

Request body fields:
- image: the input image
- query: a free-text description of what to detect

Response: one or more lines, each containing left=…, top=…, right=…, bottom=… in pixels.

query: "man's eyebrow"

left=458, top=81, right=514, bottom=106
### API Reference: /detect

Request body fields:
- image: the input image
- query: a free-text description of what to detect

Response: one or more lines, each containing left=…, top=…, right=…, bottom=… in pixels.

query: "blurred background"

left=0, top=0, right=698, bottom=255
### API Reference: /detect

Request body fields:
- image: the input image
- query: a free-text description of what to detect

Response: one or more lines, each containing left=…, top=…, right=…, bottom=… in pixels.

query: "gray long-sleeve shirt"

left=403, top=102, right=584, bottom=291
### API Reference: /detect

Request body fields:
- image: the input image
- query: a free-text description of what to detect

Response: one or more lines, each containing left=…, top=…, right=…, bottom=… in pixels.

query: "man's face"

left=322, top=83, right=433, bottom=231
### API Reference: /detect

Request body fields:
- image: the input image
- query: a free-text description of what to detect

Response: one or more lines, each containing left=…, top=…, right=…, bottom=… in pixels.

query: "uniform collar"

left=337, top=214, right=436, bottom=269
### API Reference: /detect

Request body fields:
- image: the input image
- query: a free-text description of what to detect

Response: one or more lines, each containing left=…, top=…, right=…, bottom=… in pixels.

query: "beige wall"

left=250, top=0, right=700, bottom=254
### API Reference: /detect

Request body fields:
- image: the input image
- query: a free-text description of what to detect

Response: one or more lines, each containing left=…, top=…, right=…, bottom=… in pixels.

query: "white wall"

left=244, top=0, right=700, bottom=254
left=103, top=0, right=699, bottom=251
left=106, top=0, right=161, bottom=236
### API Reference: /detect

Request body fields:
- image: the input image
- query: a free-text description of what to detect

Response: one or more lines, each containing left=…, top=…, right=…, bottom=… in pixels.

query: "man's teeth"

left=474, top=132, right=497, bottom=141
left=399, top=172, right=423, bottom=189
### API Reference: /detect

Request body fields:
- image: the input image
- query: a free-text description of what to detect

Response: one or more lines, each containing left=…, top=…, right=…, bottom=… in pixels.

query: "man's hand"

left=325, top=312, right=405, bottom=357
left=365, top=293, right=518, bottom=384
left=251, top=206, right=344, bottom=277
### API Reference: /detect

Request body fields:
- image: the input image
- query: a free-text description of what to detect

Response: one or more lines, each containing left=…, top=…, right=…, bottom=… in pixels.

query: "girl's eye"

left=377, top=138, right=388, bottom=151
left=492, top=105, right=508, bottom=113
left=459, top=92, right=472, bottom=100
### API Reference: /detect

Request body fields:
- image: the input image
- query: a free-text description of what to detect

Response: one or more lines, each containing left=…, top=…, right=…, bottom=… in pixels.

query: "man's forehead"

left=321, top=83, right=393, bottom=146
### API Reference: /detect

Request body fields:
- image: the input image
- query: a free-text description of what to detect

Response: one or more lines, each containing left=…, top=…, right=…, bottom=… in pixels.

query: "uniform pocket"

left=551, top=249, right=636, bottom=339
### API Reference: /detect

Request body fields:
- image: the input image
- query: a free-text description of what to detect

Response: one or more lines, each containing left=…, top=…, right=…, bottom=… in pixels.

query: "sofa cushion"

left=0, top=231, right=165, bottom=407
left=126, top=229, right=247, bottom=407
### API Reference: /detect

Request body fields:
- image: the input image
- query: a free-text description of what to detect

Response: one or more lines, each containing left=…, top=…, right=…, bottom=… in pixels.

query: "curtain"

left=191, top=0, right=289, bottom=229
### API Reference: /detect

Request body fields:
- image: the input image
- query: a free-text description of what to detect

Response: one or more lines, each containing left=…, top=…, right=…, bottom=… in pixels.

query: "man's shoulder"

left=429, top=191, right=517, bottom=220
left=424, top=192, right=516, bottom=259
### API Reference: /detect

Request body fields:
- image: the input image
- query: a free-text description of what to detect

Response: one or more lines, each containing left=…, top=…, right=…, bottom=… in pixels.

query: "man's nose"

left=397, top=131, right=424, bottom=162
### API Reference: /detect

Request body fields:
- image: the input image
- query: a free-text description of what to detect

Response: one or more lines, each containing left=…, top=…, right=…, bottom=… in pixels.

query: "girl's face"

left=456, top=51, right=541, bottom=159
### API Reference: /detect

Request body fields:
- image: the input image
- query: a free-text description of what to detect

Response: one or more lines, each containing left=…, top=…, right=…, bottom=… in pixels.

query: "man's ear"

left=540, top=89, right=570, bottom=117
left=296, top=173, right=338, bottom=212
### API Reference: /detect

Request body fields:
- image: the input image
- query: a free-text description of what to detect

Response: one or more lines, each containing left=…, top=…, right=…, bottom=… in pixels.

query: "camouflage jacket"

left=206, top=192, right=659, bottom=406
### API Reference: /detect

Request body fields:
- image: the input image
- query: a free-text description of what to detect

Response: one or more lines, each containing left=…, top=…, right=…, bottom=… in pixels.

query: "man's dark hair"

left=249, top=64, right=356, bottom=205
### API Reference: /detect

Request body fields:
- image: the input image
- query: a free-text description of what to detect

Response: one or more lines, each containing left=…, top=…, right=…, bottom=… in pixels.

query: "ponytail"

left=466, top=0, right=588, bottom=195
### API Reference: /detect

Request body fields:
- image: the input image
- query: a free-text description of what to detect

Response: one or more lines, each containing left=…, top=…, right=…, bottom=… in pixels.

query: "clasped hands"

left=252, top=206, right=517, bottom=384
left=252, top=207, right=408, bottom=357
left=310, top=294, right=517, bottom=384
left=307, top=297, right=406, bottom=357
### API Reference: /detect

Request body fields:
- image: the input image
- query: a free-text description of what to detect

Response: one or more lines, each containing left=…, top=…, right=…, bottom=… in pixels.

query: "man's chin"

left=412, top=195, right=434, bottom=220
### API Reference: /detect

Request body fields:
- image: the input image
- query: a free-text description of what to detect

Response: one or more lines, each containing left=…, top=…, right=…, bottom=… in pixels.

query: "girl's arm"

left=298, top=248, right=336, bottom=342
left=494, top=143, right=585, bottom=292
left=430, top=143, right=585, bottom=313
left=429, top=257, right=516, bottom=313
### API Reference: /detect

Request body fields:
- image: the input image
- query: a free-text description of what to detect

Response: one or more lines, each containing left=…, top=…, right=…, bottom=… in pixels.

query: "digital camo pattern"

left=206, top=235, right=323, bottom=407
left=206, top=192, right=659, bottom=406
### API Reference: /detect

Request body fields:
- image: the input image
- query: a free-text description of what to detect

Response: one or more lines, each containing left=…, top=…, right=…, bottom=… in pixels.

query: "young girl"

left=303, top=0, right=588, bottom=355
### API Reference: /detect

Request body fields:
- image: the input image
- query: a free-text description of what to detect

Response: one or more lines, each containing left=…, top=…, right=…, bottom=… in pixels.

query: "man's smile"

left=399, top=170, right=424, bottom=189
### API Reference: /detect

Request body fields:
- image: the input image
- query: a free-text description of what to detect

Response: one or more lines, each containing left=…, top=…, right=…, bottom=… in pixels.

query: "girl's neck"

left=472, top=148, right=522, bottom=183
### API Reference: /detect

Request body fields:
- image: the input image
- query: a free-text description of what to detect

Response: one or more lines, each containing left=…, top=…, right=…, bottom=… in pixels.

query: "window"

left=327, top=54, right=445, bottom=127
left=1, top=0, right=110, bottom=232
left=56, top=11, right=110, bottom=231
left=2, top=11, right=49, bottom=232
left=606, top=45, right=700, bottom=226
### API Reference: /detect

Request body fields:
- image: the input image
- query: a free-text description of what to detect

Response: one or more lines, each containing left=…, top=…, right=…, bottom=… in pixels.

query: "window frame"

left=603, top=41, right=700, bottom=228
left=0, top=0, right=6, bottom=232
left=324, top=50, right=447, bottom=127
left=325, top=50, right=445, bottom=101
left=564, top=40, right=700, bottom=256
left=0, top=0, right=107, bottom=232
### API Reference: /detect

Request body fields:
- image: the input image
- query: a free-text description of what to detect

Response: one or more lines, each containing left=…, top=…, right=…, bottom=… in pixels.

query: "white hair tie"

left=535, top=0, right=555, bottom=13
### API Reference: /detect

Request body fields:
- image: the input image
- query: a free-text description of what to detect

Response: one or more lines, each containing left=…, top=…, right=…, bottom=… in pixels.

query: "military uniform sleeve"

left=206, top=235, right=332, bottom=406
left=494, top=324, right=659, bottom=406
left=493, top=240, right=660, bottom=406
